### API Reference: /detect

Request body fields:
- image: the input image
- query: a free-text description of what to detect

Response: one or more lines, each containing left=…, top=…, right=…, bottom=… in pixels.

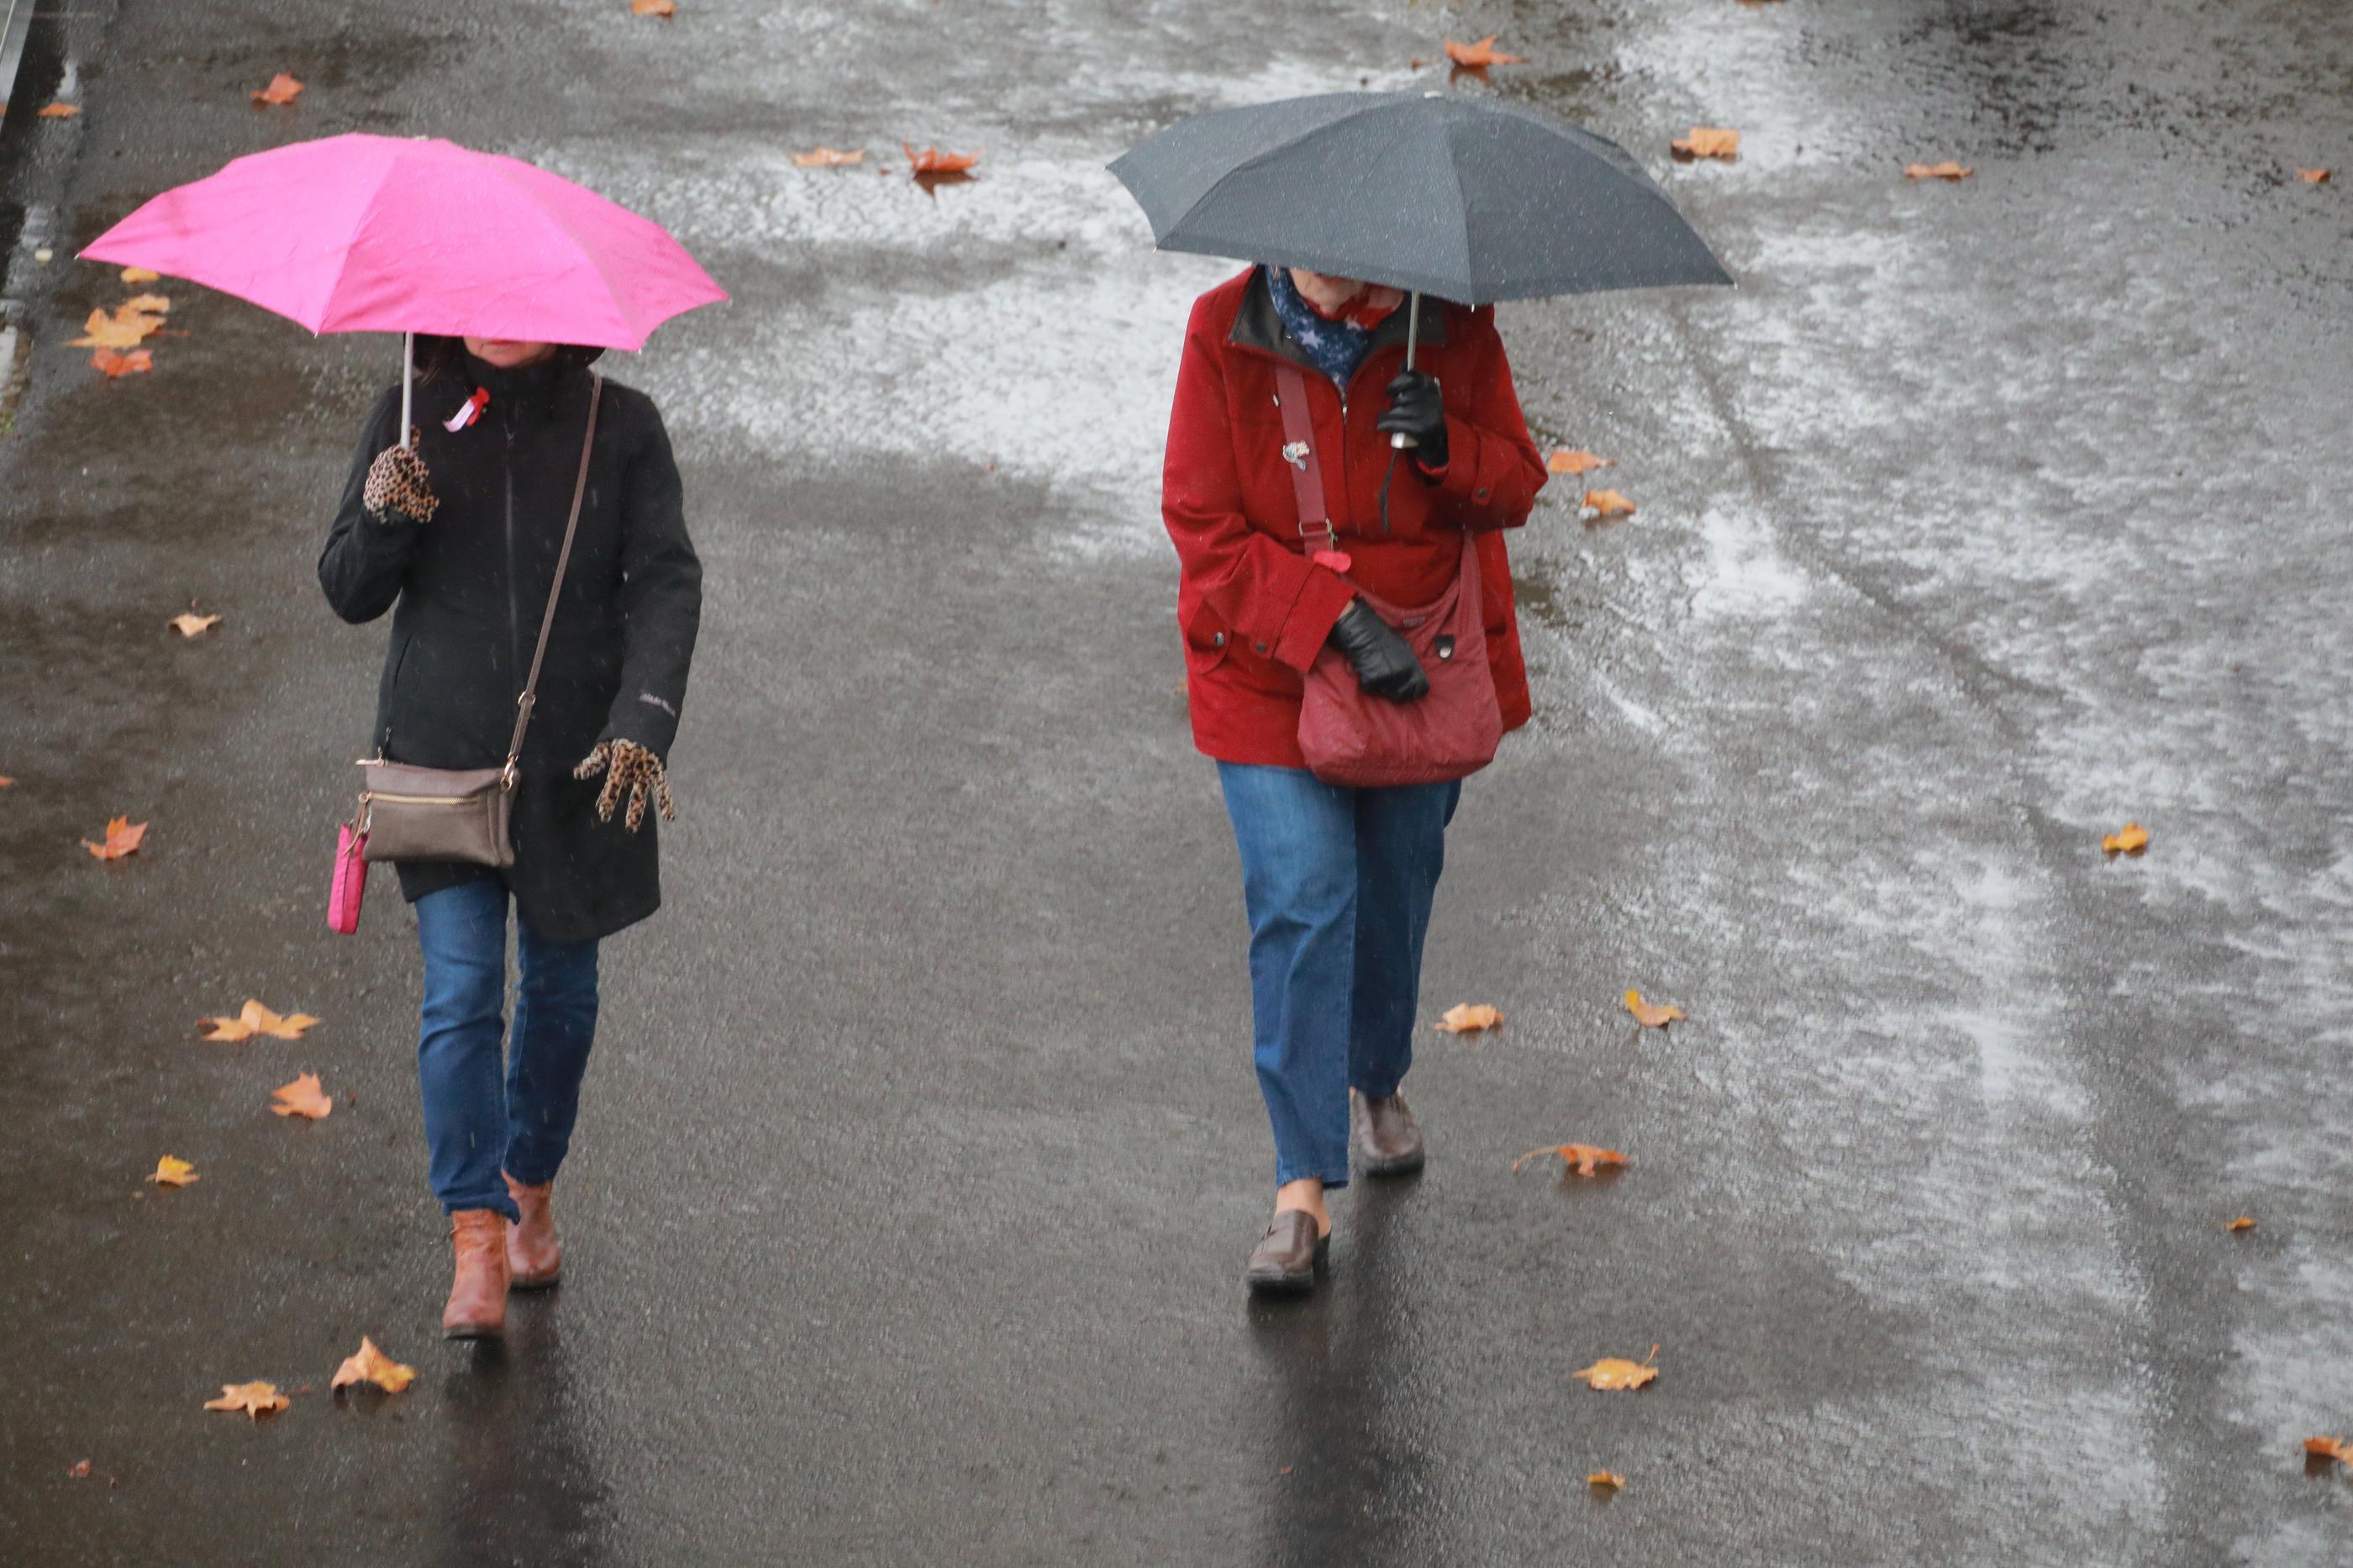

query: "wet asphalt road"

left=3, top=2, right=2350, bottom=1564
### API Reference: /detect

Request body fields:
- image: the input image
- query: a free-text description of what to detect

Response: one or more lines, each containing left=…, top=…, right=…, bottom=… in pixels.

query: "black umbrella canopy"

left=1109, top=90, right=1732, bottom=305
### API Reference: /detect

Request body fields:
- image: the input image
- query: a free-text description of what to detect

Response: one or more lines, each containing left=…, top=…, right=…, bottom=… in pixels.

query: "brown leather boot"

left=1352, top=1089, right=1426, bottom=1177
left=503, top=1171, right=562, bottom=1290
left=442, top=1209, right=510, bottom=1339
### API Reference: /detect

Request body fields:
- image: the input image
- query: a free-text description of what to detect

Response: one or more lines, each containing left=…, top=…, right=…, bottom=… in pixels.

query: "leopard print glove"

left=573, top=739, right=676, bottom=833
left=362, top=431, right=440, bottom=524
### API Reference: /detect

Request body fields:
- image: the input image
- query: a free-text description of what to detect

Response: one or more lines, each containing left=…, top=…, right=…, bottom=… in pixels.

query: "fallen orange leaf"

left=792, top=146, right=864, bottom=167
left=271, top=1071, right=332, bottom=1120
left=0, top=776, right=14, bottom=787
left=633, top=0, right=676, bottom=13
left=203, top=1381, right=288, bottom=1418
left=120, top=266, right=160, bottom=284
left=1513, top=1144, right=1630, bottom=1177
left=1582, top=488, right=1637, bottom=520
left=2227, top=1216, right=2256, bottom=1232
left=147, top=1155, right=198, bottom=1187
left=1624, top=990, right=1685, bottom=1029
left=70, top=302, right=168, bottom=350
left=905, top=142, right=981, bottom=175
left=198, top=999, right=321, bottom=1042
left=38, top=102, right=81, bottom=118
left=169, top=612, right=222, bottom=638
left=1548, top=449, right=1614, bottom=476
left=1444, top=35, right=1526, bottom=68
left=2305, top=1435, right=2353, bottom=1464
left=68, top=1459, right=92, bottom=1479
left=1433, top=1003, right=1503, bottom=1033
left=250, top=73, right=303, bottom=106
left=1904, top=161, right=1974, bottom=182
left=1672, top=127, right=1741, bottom=162
left=1587, top=1471, right=1625, bottom=1490
left=91, top=348, right=155, bottom=379
left=1572, top=1345, right=1660, bottom=1392
left=2297, top=169, right=2330, bottom=185
left=331, top=1336, right=416, bottom=1394
left=83, top=817, right=146, bottom=860
left=2102, top=822, right=2150, bottom=855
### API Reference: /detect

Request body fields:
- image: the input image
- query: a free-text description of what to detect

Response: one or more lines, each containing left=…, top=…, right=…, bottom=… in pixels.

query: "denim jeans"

left=414, top=878, right=600, bottom=1219
left=1217, top=762, right=1462, bottom=1188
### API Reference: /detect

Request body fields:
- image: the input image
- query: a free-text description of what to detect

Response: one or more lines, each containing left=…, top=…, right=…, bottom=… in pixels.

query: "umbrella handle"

left=401, top=331, right=414, bottom=450
left=1388, top=292, right=1422, bottom=450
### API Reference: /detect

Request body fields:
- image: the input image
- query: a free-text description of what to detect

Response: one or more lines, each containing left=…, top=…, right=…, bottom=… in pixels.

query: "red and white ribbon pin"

left=444, top=387, right=490, bottom=433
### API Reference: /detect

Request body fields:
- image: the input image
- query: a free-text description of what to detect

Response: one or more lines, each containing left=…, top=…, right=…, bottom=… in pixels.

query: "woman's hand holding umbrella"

left=1375, top=371, right=1448, bottom=469
left=361, top=433, right=440, bottom=526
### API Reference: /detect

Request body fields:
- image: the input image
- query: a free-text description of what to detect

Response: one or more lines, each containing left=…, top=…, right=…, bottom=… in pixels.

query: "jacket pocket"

left=1182, top=614, right=1233, bottom=676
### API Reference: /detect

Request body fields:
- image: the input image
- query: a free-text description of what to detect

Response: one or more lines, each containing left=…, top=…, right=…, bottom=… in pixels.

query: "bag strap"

left=503, top=371, right=604, bottom=781
left=1271, top=364, right=1333, bottom=549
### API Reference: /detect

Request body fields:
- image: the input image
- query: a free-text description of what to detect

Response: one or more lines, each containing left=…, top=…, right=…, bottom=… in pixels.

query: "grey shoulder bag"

left=354, top=372, right=603, bottom=868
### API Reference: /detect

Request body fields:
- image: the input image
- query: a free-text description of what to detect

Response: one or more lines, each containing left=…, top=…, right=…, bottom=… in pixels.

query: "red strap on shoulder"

left=1271, top=364, right=1328, bottom=530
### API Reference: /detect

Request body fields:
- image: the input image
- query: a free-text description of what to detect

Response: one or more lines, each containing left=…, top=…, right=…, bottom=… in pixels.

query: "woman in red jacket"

left=1163, top=263, right=1546, bottom=1295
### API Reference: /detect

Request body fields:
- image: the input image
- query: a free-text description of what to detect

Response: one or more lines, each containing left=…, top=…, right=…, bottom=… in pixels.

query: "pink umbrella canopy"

left=82, top=133, right=725, bottom=350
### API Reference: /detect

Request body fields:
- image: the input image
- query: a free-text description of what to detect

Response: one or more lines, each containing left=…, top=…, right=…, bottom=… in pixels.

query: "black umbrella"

left=1111, top=90, right=1732, bottom=446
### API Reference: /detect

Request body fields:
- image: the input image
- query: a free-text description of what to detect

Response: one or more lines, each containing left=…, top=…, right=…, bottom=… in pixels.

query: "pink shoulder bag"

left=1274, top=362, right=1503, bottom=788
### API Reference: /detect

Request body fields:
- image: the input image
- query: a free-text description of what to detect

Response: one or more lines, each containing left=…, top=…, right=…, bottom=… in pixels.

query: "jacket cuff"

left=600, top=698, right=680, bottom=760
left=1271, top=567, right=1359, bottom=673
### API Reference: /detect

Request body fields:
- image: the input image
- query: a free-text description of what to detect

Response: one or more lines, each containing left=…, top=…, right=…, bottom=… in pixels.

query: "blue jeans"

left=414, top=879, right=600, bottom=1219
left=1217, top=763, right=1462, bottom=1188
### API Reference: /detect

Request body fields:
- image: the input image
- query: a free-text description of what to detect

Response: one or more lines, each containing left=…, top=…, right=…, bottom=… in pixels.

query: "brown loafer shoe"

left=503, top=1171, right=562, bottom=1290
left=442, top=1209, right=510, bottom=1339
left=1245, top=1209, right=1330, bottom=1296
left=1352, top=1090, right=1425, bottom=1177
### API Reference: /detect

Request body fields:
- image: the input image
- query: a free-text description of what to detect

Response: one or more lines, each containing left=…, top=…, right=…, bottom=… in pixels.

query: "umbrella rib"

left=1164, top=97, right=1397, bottom=256
left=489, top=157, right=642, bottom=343
left=312, top=143, right=412, bottom=335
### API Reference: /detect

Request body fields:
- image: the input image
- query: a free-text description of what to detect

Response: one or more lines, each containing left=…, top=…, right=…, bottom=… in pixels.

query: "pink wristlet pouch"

left=328, top=823, right=368, bottom=934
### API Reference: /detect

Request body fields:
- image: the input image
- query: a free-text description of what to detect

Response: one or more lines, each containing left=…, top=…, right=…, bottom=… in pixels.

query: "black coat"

left=318, top=350, right=701, bottom=944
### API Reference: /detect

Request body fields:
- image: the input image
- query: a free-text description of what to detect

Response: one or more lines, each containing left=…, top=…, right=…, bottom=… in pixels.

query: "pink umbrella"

left=82, top=133, right=726, bottom=439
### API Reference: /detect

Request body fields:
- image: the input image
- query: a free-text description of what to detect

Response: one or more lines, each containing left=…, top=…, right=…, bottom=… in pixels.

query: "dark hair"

left=412, top=334, right=604, bottom=383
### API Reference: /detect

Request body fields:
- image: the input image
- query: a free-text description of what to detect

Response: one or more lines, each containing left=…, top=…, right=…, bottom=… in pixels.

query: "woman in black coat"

left=319, top=334, right=700, bottom=1339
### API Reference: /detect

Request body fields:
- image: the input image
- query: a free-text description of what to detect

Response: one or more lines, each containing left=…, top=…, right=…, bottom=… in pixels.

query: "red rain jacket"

left=1161, top=267, right=1547, bottom=769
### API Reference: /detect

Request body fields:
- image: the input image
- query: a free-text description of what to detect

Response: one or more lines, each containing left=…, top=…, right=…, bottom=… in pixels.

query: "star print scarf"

left=1265, top=266, right=1400, bottom=391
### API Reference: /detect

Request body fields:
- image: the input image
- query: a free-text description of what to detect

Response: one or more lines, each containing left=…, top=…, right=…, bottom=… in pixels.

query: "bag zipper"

left=361, top=789, right=476, bottom=806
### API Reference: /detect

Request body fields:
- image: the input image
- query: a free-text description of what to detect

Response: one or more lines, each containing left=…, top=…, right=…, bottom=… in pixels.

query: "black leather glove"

left=1375, top=371, right=1448, bottom=470
left=1326, top=599, right=1429, bottom=703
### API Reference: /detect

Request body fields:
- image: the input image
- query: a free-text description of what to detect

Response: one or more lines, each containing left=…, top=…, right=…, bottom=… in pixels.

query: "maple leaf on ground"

left=1587, top=1471, right=1625, bottom=1490
left=1671, top=128, right=1741, bottom=162
left=70, top=303, right=168, bottom=350
left=331, top=1336, right=417, bottom=1394
left=92, top=348, right=155, bottom=379
left=250, top=73, right=303, bottom=106
left=38, top=102, right=81, bottom=118
left=1572, top=1345, right=1660, bottom=1391
left=120, top=266, right=160, bottom=284
left=0, top=776, right=14, bottom=787
left=198, top=999, right=321, bottom=1042
left=83, top=817, right=147, bottom=860
left=1513, top=1144, right=1630, bottom=1177
left=271, top=1072, right=333, bottom=1120
left=1549, top=449, right=1614, bottom=476
left=1582, top=488, right=1636, bottom=521
left=169, top=612, right=222, bottom=638
left=1905, top=161, right=1974, bottom=182
left=2304, top=1436, right=2353, bottom=1465
left=905, top=142, right=982, bottom=176
left=1433, top=1003, right=1503, bottom=1034
left=2297, top=169, right=2330, bottom=185
left=1624, top=990, right=1686, bottom=1029
left=2102, top=822, right=2150, bottom=855
left=68, top=1459, right=92, bottom=1480
left=203, top=1381, right=288, bottom=1418
left=1444, top=35, right=1526, bottom=68
left=147, top=1155, right=198, bottom=1187
left=633, top=0, right=676, bottom=13
left=2227, top=1216, right=2257, bottom=1233
left=792, top=146, right=864, bottom=167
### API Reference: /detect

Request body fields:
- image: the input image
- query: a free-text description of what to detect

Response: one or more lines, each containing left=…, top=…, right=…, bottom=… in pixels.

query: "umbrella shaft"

left=401, top=332, right=414, bottom=450
left=1390, top=292, right=1422, bottom=450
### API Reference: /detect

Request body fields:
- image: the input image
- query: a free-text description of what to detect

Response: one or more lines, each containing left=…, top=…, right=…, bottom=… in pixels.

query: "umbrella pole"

left=401, top=332, right=413, bottom=449
left=1389, top=292, right=1423, bottom=450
